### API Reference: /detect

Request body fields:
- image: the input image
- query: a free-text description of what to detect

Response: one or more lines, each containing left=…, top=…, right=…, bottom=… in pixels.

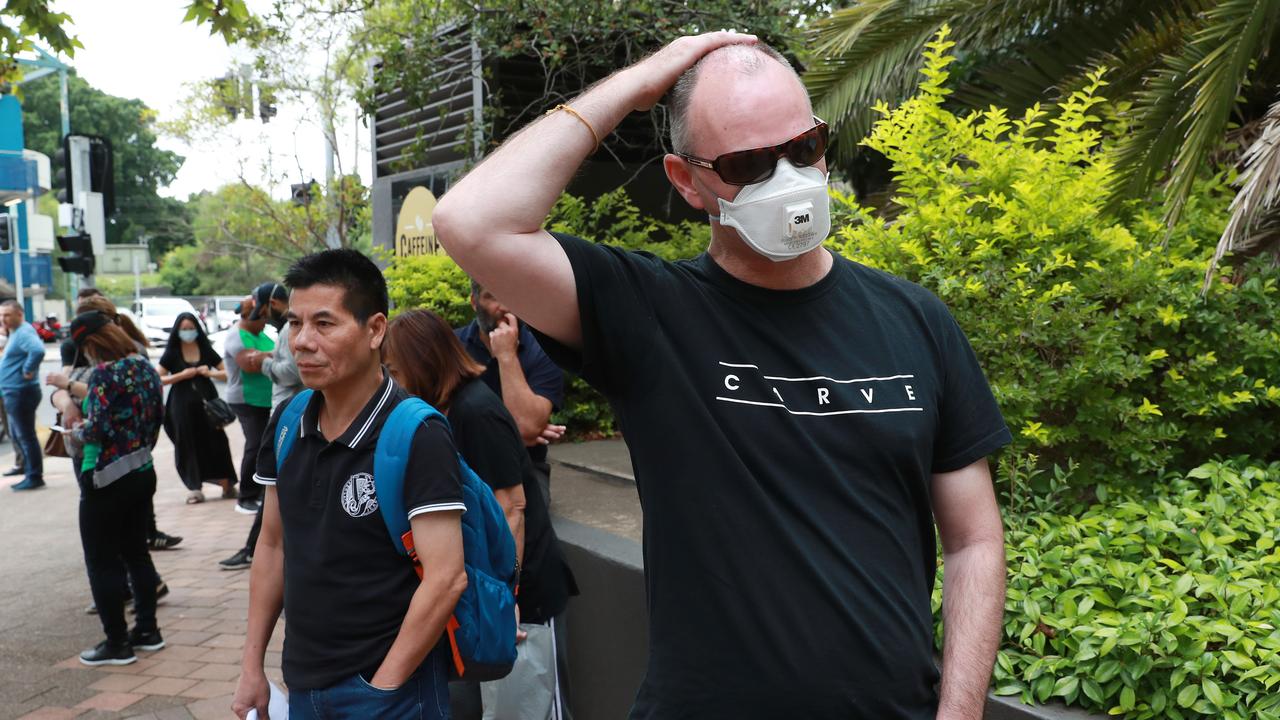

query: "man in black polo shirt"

left=456, top=279, right=564, bottom=503
left=232, top=249, right=468, bottom=720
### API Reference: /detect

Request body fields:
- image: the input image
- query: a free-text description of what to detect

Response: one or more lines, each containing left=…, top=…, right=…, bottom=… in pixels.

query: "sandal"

left=186, top=490, right=205, bottom=504
left=219, top=479, right=238, bottom=500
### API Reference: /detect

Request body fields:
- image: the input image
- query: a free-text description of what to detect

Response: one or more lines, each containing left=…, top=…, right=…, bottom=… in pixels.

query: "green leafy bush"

left=952, top=459, right=1280, bottom=719
left=547, top=188, right=709, bottom=261
left=831, top=32, right=1280, bottom=485
left=384, top=189, right=706, bottom=438
left=384, top=252, right=473, bottom=325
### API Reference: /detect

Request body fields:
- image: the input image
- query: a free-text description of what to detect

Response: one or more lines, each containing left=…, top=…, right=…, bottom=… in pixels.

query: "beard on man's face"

left=475, top=306, right=499, bottom=334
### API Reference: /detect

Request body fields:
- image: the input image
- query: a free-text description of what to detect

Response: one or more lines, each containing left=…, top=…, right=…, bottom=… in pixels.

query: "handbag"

left=203, top=397, right=237, bottom=429
left=43, top=414, right=69, bottom=458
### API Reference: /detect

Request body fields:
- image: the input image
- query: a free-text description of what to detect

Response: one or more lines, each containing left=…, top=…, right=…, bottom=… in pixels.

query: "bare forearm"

left=51, top=389, right=78, bottom=416
left=938, top=538, right=1006, bottom=720
left=241, top=544, right=284, bottom=674
left=496, top=355, right=552, bottom=444
left=373, top=571, right=468, bottom=687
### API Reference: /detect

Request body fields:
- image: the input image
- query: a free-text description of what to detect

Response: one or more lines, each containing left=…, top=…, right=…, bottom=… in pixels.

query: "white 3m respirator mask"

left=713, top=159, right=832, bottom=262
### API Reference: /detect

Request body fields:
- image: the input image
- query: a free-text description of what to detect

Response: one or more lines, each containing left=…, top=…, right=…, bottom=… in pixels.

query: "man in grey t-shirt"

left=219, top=283, right=297, bottom=570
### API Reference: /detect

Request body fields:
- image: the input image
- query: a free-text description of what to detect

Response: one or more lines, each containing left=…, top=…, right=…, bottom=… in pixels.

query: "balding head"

left=668, top=43, right=805, bottom=155
left=0, top=299, right=22, bottom=331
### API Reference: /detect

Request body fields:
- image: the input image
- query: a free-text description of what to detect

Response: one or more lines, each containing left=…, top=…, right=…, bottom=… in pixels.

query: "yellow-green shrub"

left=831, top=32, right=1280, bottom=486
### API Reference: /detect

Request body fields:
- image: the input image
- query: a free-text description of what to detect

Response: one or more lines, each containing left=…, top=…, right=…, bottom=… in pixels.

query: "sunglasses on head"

left=677, top=117, right=829, bottom=186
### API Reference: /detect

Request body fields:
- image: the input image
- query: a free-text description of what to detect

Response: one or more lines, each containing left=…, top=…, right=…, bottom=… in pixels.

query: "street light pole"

left=7, top=209, right=23, bottom=306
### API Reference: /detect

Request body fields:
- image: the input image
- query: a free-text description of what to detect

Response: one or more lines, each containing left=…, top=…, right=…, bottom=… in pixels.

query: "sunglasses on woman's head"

left=677, top=118, right=829, bottom=186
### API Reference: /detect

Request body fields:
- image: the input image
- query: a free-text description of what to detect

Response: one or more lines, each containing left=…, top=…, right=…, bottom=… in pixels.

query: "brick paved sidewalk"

left=6, top=432, right=283, bottom=720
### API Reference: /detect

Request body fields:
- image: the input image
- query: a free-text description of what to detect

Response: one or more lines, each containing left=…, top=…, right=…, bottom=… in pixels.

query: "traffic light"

left=53, top=146, right=67, bottom=203
left=259, top=86, right=278, bottom=123
left=215, top=76, right=240, bottom=119
left=86, top=137, right=115, bottom=216
left=0, top=215, right=11, bottom=253
left=52, top=135, right=115, bottom=215
left=56, top=232, right=94, bottom=276
left=290, top=180, right=315, bottom=206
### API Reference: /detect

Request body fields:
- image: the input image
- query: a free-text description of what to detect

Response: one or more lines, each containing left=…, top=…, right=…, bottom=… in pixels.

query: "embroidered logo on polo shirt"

left=340, top=473, right=379, bottom=518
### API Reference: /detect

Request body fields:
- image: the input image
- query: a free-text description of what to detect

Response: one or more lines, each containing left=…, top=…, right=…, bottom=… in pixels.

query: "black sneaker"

left=79, top=640, right=136, bottom=666
left=128, top=628, right=165, bottom=651
left=219, top=548, right=253, bottom=571
left=234, top=499, right=261, bottom=515
left=149, top=532, right=184, bottom=550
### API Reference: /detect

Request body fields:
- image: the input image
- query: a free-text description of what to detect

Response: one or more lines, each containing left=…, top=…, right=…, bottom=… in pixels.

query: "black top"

left=456, top=320, right=565, bottom=465
left=158, top=342, right=223, bottom=376
left=254, top=372, right=464, bottom=690
left=533, top=233, right=1012, bottom=720
left=60, top=337, right=84, bottom=368
left=448, top=378, right=575, bottom=622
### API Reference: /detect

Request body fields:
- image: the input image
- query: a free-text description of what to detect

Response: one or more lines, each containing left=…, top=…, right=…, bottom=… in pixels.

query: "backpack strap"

left=274, top=389, right=313, bottom=474
left=373, top=397, right=447, bottom=557
left=374, top=398, right=471, bottom=677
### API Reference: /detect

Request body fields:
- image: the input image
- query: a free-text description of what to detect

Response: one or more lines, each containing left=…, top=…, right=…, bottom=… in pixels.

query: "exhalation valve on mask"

left=713, top=158, right=832, bottom=262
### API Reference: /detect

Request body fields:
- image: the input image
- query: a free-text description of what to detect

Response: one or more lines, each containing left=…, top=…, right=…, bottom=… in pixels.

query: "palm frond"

left=1065, top=2, right=1202, bottom=101
left=1112, top=0, right=1280, bottom=227
left=948, top=2, right=1153, bottom=111
left=805, top=0, right=1107, bottom=163
left=1206, top=93, right=1280, bottom=289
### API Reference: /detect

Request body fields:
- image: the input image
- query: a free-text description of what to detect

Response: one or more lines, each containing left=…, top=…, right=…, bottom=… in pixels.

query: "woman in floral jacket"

left=68, top=310, right=166, bottom=667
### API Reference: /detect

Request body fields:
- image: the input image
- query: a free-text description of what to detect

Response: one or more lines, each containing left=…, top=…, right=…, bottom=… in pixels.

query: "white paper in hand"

left=245, top=680, right=288, bottom=720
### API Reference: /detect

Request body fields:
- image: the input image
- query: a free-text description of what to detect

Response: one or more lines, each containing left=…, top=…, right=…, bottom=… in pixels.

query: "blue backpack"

left=275, top=390, right=518, bottom=681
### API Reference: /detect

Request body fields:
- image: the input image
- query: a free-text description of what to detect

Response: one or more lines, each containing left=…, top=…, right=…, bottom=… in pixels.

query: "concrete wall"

left=552, top=518, right=649, bottom=719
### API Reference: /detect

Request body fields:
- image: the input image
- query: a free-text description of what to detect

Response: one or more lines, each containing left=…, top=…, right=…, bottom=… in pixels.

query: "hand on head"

left=627, top=31, right=758, bottom=111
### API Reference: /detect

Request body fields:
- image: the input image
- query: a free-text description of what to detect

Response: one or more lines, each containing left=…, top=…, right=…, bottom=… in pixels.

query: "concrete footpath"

left=0, top=420, right=640, bottom=719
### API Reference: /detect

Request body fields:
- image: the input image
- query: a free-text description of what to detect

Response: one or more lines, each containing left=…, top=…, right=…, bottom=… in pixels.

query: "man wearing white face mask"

left=434, top=34, right=1010, bottom=720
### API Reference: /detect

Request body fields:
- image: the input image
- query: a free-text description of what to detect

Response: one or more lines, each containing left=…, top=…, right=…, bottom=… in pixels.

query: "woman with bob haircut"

left=383, top=309, right=576, bottom=719
left=67, top=311, right=166, bottom=667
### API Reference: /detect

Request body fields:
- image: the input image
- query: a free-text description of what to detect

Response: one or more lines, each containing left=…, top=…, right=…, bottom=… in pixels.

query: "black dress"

left=160, top=344, right=237, bottom=491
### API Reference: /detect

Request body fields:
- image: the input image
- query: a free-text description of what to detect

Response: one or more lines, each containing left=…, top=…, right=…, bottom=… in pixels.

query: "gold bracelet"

left=546, top=104, right=600, bottom=153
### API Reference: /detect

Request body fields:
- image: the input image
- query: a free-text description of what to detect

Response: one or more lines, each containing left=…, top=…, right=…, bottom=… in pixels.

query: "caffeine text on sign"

left=396, top=185, right=438, bottom=257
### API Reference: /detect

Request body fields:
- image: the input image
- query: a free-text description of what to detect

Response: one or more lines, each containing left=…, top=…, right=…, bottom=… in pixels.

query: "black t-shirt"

left=448, top=378, right=574, bottom=622
left=61, top=338, right=84, bottom=368
left=254, top=373, right=464, bottom=690
left=533, top=233, right=1012, bottom=720
left=456, top=320, right=565, bottom=465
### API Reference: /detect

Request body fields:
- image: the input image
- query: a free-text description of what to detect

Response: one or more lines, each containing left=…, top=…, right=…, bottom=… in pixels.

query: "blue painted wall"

left=0, top=94, right=50, bottom=316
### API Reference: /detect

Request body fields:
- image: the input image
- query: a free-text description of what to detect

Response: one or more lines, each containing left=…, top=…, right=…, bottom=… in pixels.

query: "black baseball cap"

left=70, top=311, right=112, bottom=347
left=247, top=282, right=288, bottom=320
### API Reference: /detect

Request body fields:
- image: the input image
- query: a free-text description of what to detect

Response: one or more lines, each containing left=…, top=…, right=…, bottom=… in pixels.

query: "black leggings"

left=232, top=403, right=270, bottom=502
left=79, top=467, right=160, bottom=643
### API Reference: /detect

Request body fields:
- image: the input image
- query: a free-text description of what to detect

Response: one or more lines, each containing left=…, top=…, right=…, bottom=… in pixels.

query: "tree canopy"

left=358, top=0, right=826, bottom=171
left=20, top=71, right=191, bottom=253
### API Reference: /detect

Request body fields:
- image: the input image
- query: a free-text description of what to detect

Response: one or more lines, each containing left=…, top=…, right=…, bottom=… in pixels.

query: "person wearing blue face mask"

left=159, top=312, right=237, bottom=505
left=434, top=35, right=1012, bottom=720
